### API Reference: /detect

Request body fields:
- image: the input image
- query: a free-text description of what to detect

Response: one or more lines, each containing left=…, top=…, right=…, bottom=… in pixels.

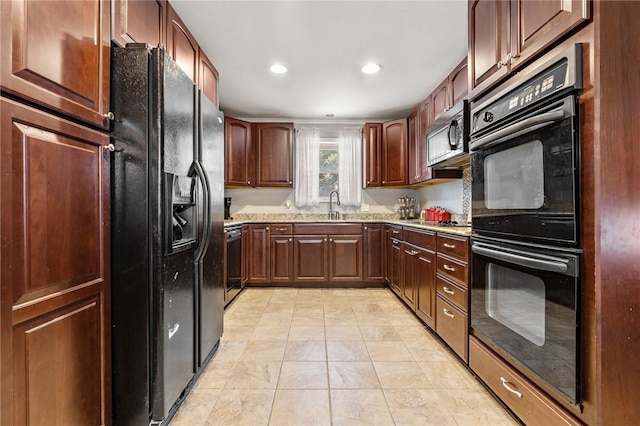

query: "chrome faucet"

left=328, top=190, right=341, bottom=220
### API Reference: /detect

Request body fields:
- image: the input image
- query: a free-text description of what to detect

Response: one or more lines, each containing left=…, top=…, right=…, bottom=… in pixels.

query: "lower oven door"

left=470, top=236, right=581, bottom=405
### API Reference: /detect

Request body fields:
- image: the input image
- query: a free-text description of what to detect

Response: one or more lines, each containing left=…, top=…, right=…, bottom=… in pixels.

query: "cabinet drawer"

left=436, top=276, right=468, bottom=312
left=404, top=227, right=436, bottom=250
left=437, top=234, right=469, bottom=262
left=270, top=223, right=293, bottom=235
left=436, top=296, right=468, bottom=362
left=294, top=223, right=362, bottom=235
left=436, top=253, right=468, bottom=287
left=388, top=225, right=403, bottom=240
left=469, top=336, right=581, bottom=426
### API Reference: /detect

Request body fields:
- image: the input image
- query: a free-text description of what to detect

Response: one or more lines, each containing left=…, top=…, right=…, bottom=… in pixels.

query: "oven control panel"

left=471, top=44, right=582, bottom=135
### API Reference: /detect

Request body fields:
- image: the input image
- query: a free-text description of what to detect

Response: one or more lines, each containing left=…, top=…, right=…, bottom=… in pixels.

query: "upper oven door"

left=470, top=95, right=579, bottom=247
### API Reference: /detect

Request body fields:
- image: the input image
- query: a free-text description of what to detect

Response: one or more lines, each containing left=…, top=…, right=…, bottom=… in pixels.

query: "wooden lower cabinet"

left=329, top=235, right=363, bottom=281
left=0, top=98, right=111, bottom=425
left=247, top=224, right=270, bottom=283
left=363, top=225, right=385, bottom=281
left=414, top=247, right=436, bottom=329
left=293, top=235, right=329, bottom=281
left=387, top=236, right=403, bottom=296
left=270, top=235, right=293, bottom=283
left=469, top=336, right=581, bottom=426
left=436, top=296, right=468, bottom=361
left=401, top=243, right=418, bottom=310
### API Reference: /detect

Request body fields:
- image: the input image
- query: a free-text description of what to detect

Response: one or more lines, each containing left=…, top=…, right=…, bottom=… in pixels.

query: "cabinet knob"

left=103, top=111, right=114, bottom=121
left=266, top=227, right=269, bottom=231
left=289, top=238, right=292, bottom=242
left=103, top=143, right=116, bottom=152
left=247, top=180, right=251, bottom=185
left=382, top=180, right=386, bottom=184
left=289, top=181, right=292, bottom=184
left=364, top=226, right=367, bottom=230
left=324, top=238, right=327, bottom=242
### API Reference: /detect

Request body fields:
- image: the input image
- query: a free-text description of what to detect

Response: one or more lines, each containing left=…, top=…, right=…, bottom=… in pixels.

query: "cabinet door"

left=388, top=237, right=403, bottom=296
left=402, top=244, right=417, bottom=310
left=329, top=235, right=363, bottom=282
left=270, top=237, right=293, bottom=283
left=1, top=0, right=111, bottom=130
left=199, top=49, right=219, bottom=106
left=247, top=225, right=270, bottom=283
left=0, top=98, right=111, bottom=426
left=381, top=118, right=408, bottom=186
left=510, top=0, right=590, bottom=72
left=418, top=97, right=432, bottom=181
left=432, top=80, right=450, bottom=122
left=166, top=3, right=199, bottom=83
left=407, top=112, right=421, bottom=184
left=294, top=236, right=329, bottom=281
left=112, top=0, right=166, bottom=48
left=362, top=123, right=382, bottom=187
left=254, top=123, right=294, bottom=187
left=468, top=0, right=510, bottom=93
left=415, top=248, right=436, bottom=329
left=225, top=117, right=254, bottom=187
left=241, top=226, right=249, bottom=286
left=363, top=225, right=384, bottom=281
left=450, top=58, right=469, bottom=106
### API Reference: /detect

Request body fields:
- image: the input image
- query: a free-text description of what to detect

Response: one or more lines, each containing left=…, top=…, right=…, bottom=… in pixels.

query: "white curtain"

left=338, top=127, right=362, bottom=206
left=294, top=127, right=320, bottom=207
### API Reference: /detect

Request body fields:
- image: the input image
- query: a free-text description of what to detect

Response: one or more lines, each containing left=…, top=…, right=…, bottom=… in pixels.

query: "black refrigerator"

left=109, top=45, right=224, bottom=426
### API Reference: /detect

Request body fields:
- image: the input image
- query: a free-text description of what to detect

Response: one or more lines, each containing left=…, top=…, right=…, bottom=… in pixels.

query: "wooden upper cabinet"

left=407, top=112, right=421, bottom=185
left=469, top=0, right=590, bottom=97
left=199, top=49, right=219, bottom=106
left=468, top=0, right=510, bottom=95
left=382, top=118, right=408, bottom=186
left=1, top=98, right=111, bottom=426
left=510, top=0, right=590, bottom=72
left=166, top=3, right=199, bottom=83
left=112, top=0, right=166, bottom=48
left=362, top=123, right=383, bottom=188
left=253, top=123, right=294, bottom=187
left=417, top=97, right=432, bottom=181
left=0, top=0, right=111, bottom=130
left=450, top=58, right=469, bottom=107
left=225, top=117, right=254, bottom=187
left=432, top=81, right=450, bottom=122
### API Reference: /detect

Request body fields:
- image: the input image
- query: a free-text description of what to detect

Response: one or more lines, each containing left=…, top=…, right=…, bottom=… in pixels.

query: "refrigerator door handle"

left=192, top=160, right=211, bottom=262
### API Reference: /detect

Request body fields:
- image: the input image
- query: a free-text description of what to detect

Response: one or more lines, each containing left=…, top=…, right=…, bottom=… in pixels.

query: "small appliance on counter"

left=398, top=196, right=417, bottom=220
left=424, top=206, right=451, bottom=222
left=224, top=197, right=232, bottom=220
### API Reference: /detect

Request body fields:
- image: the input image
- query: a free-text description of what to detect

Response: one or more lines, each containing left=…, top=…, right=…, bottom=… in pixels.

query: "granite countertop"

left=224, top=217, right=472, bottom=237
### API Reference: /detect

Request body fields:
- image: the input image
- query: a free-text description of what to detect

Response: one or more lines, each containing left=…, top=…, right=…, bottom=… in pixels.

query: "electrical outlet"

left=361, top=203, right=370, bottom=212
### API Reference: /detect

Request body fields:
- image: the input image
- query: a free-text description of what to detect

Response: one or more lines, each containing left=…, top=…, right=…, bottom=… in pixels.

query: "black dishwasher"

left=224, top=226, right=242, bottom=306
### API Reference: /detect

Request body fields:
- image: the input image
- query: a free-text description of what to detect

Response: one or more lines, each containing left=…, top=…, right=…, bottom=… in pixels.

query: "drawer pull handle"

left=443, top=286, right=455, bottom=295
left=275, top=228, right=288, bottom=231
left=392, top=230, right=400, bottom=234
left=443, top=264, right=455, bottom=272
left=442, top=309, right=455, bottom=319
left=500, top=377, right=523, bottom=398
left=443, top=243, right=456, bottom=249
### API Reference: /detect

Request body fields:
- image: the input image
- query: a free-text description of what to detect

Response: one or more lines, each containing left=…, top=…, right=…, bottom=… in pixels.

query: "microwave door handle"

left=448, top=120, right=458, bottom=149
left=472, top=244, right=571, bottom=275
left=470, top=107, right=566, bottom=152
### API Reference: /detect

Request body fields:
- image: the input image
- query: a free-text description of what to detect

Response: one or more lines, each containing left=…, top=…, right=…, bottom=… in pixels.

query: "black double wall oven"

left=469, top=44, right=583, bottom=407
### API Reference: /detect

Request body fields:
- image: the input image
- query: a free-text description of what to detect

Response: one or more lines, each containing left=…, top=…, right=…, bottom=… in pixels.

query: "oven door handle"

left=472, top=243, right=579, bottom=277
left=470, top=104, right=567, bottom=152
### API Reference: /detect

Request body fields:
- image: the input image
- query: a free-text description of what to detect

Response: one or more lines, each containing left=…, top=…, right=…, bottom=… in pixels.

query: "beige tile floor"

left=171, top=288, right=519, bottom=426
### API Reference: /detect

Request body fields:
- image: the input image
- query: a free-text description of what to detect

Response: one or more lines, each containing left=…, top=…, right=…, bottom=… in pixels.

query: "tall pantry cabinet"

left=1, top=0, right=112, bottom=425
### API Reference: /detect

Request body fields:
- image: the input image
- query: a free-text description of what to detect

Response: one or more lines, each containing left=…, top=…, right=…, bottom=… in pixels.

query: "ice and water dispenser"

left=166, top=173, right=196, bottom=253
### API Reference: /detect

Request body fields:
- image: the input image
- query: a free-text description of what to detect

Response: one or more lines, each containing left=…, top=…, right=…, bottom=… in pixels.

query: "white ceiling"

left=170, top=0, right=468, bottom=122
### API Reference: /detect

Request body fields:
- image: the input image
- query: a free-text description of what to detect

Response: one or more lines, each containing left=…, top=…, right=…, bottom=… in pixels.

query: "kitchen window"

left=319, top=139, right=339, bottom=199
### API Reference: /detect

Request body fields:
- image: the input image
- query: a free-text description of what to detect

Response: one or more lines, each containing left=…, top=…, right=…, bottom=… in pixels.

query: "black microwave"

left=426, top=100, right=469, bottom=168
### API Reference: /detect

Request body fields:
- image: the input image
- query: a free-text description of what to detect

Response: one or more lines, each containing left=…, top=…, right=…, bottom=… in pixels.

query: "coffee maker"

left=224, top=197, right=232, bottom=220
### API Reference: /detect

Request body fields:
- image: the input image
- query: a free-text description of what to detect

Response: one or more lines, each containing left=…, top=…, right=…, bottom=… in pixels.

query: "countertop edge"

left=224, top=219, right=472, bottom=237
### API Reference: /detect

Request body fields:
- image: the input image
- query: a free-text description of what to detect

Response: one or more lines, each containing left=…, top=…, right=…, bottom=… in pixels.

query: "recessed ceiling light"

left=361, top=63, right=382, bottom=74
left=270, top=63, right=288, bottom=74
left=325, top=113, right=335, bottom=117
